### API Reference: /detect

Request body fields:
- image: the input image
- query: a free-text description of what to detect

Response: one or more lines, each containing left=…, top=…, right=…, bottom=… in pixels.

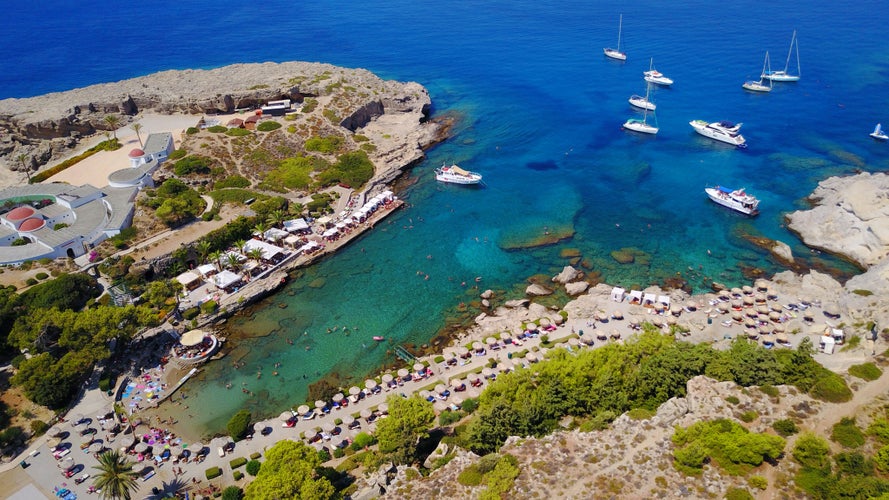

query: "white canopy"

left=629, top=290, right=643, bottom=302
left=263, top=228, right=289, bottom=242
left=657, top=295, right=671, bottom=306
left=212, top=270, right=242, bottom=290
left=283, top=218, right=310, bottom=232
left=243, top=239, right=285, bottom=261
left=180, top=329, right=205, bottom=347
left=196, top=264, right=216, bottom=277
left=174, top=270, right=201, bottom=288
left=283, top=235, right=302, bottom=247
left=611, top=287, right=626, bottom=302
left=322, top=228, right=339, bottom=238
left=642, top=293, right=657, bottom=305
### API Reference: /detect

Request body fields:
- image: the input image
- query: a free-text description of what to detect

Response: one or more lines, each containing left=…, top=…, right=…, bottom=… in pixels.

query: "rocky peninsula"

left=0, top=61, right=442, bottom=187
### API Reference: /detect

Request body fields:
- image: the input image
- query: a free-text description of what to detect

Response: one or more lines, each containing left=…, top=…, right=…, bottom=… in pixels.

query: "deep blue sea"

left=4, top=0, right=887, bottom=437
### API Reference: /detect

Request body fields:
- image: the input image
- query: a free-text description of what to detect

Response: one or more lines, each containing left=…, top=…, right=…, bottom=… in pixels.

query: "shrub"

left=35, top=272, right=48, bottom=280
left=227, top=409, right=251, bottom=441
left=207, top=125, right=227, bottom=133
left=725, top=487, right=755, bottom=500
left=257, top=121, right=281, bottom=132
left=809, top=372, right=852, bottom=403
left=852, top=289, right=874, bottom=296
left=848, top=362, right=882, bottom=381
left=98, top=378, right=112, bottom=392
left=13, top=239, right=29, bottom=247
left=875, top=445, right=889, bottom=473
left=869, top=419, right=889, bottom=444
left=748, top=475, right=767, bottom=490
left=457, top=466, right=484, bottom=486
left=245, top=459, right=261, bottom=476
left=353, top=432, right=375, bottom=449
left=182, top=307, right=200, bottom=320
left=249, top=452, right=261, bottom=460
left=173, top=155, right=213, bottom=176
left=434, top=355, right=445, bottom=364
left=215, top=175, right=251, bottom=189
left=25, top=278, right=37, bottom=286
left=229, top=457, right=248, bottom=469
left=461, top=398, right=478, bottom=414
left=772, top=419, right=799, bottom=437
left=759, top=384, right=780, bottom=397
left=185, top=128, right=199, bottom=135
left=627, top=408, right=654, bottom=420
left=232, top=470, right=243, bottom=481
left=831, top=417, right=865, bottom=448
left=725, top=396, right=740, bottom=405
left=739, top=410, right=758, bottom=423
left=29, top=420, right=48, bottom=436
left=672, top=419, right=785, bottom=475
left=53, top=223, right=68, bottom=230
left=333, top=448, right=345, bottom=458
left=221, top=486, right=243, bottom=500
left=225, top=127, right=252, bottom=137
left=792, top=433, right=831, bottom=471
left=439, top=410, right=462, bottom=427
left=205, top=466, right=222, bottom=479
left=201, top=300, right=218, bottom=315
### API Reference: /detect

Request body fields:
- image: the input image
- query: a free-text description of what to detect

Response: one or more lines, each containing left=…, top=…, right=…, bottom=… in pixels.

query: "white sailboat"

left=623, top=84, right=658, bottom=135
left=743, top=52, right=772, bottom=92
left=871, top=123, right=888, bottom=141
left=763, top=30, right=800, bottom=82
left=643, top=58, right=673, bottom=86
left=628, top=93, right=656, bottom=111
left=604, top=14, right=627, bottom=61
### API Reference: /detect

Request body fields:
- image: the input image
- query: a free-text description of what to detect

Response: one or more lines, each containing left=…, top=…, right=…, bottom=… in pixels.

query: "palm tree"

left=104, top=115, right=122, bottom=141
left=247, top=247, right=264, bottom=265
left=226, top=253, right=242, bottom=272
left=92, top=449, right=139, bottom=500
left=196, top=240, right=212, bottom=264
left=252, top=222, right=269, bottom=238
left=208, top=249, right=223, bottom=271
left=267, top=209, right=288, bottom=228
left=15, top=153, right=31, bottom=183
left=130, top=123, right=143, bottom=148
left=233, top=239, right=247, bottom=253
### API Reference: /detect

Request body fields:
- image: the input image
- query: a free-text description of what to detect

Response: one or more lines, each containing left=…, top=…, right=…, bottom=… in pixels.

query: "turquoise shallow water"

left=3, top=0, right=887, bottom=437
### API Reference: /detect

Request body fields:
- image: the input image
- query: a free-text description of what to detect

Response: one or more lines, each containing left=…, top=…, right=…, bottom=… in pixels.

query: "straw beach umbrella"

left=742, top=285, right=753, bottom=294
left=471, top=341, right=483, bottom=352
left=364, top=379, right=377, bottom=390
left=342, top=414, right=355, bottom=426
left=134, top=442, right=148, bottom=454
left=81, top=433, right=94, bottom=445
left=381, top=374, right=393, bottom=384
left=298, top=404, right=311, bottom=415
left=304, top=428, right=317, bottom=441
left=315, top=400, right=327, bottom=410
left=322, top=422, right=336, bottom=433
left=89, top=442, right=104, bottom=453
left=378, top=402, right=389, bottom=414
left=413, top=362, right=425, bottom=373
left=360, top=408, right=373, bottom=420
left=500, top=332, right=512, bottom=340
left=481, top=368, right=493, bottom=379
left=171, top=445, right=183, bottom=457
left=485, top=337, right=497, bottom=346
left=47, top=436, right=62, bottom=449
left=770, top=303, right=784, bottom=312
left=456, top=346, right=469, bottom=357
left=348, top=387, right=361, bottom=397
left=435, top=383, right=447, bottom=394
left=121, top=436, right=135, bottom=449
left=280, top=411, right=294, bottom=422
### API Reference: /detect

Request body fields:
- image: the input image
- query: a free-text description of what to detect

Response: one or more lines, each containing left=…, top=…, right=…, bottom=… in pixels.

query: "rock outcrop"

left=787, top=172, right=889, bottom=268
left=0, top=61, right=439, bottom=177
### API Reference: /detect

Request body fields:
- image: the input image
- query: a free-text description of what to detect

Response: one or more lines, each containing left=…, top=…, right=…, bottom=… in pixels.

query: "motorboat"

left=871, top=123, right=888, bottom=141
left=628, top=94, right=656, bottom=111
left=604, top=14, right=627, bottom=61
left=690, top=120, right=747, bottom=148
left=434, top=163, right=483, bottom=185
left=372, top=336, right=385, bottom=341
left=705, top=186, right=760, bottom=216
left=644, top=58, right=673, bottom=86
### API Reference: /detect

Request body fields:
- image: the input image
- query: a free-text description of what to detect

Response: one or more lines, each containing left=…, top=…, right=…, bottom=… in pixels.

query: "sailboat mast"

left=784, top=30, right=796, bottom=73
left=617, top=14, right=622, bottom=51
left=794, top=31, right=801, bottom=76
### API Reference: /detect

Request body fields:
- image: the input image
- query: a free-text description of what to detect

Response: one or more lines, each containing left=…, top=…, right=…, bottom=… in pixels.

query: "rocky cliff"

left=0, top=61, right=435, bottom=176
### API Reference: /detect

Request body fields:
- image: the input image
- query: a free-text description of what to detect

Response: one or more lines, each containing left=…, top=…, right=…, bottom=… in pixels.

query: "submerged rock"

left=525, top=284, right=552, bottom=296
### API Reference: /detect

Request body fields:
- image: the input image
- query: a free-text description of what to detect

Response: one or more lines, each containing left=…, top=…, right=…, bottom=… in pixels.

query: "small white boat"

left=604, top=14, right=627, bottom=61
left=763, top=30, right=801, bottom=82
left=434, top=163, right=483, bottom=185
left=705, top=186, right=760, bottom=216
left=644, top=58, right=673, bottom=86
left=623, top=84, right=658, bottom=135
left=690, top=120, right=747, bottom=148
left=871, top=123, right=888, bottom=141
left=743, top=52, right=773, bottom=93
left=628, top=94, right=656, bottom=111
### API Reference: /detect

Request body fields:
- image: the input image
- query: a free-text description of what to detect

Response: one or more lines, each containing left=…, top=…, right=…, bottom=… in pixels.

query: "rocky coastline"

left=0, top=61, right=440, bottom=184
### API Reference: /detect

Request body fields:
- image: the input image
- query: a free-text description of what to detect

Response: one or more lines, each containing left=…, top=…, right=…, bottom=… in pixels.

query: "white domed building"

left=108, top=132, right=174, bottom=189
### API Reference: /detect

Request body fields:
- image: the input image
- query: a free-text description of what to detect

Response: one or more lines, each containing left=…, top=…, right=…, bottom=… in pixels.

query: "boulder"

left=526, top=284, right=553, bottom=296
left=480, top=289, right=493, bottom=300
left=504, top=299, right=530, bottom=309
left=771, top=240, right=794, bottom=263
left=565, top=281, right=589, bottom=296
left=481, top=299, right=490, bottom=308
left=552, top=266, right=580, bottom=284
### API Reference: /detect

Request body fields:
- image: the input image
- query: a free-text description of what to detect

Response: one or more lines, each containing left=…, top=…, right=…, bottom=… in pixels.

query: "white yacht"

left=705, top=186, right=760, bottom=216
left=690, top=120, right=747, bottom=148
left=644, top=58, right=673, bottom=86
left=434, top=164, right=483, bottom=185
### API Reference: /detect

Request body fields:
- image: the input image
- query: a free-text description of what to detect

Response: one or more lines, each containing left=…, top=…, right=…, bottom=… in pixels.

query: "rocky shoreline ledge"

left=0, top=61, right=441, bottom=186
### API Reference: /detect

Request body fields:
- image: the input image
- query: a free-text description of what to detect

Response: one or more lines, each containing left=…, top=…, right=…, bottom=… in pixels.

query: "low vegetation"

left=672, top=419, right=785, bottom=475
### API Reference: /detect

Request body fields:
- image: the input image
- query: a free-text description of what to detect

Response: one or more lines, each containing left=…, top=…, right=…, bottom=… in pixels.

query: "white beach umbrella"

left=253, top=422, right=265, bottom=433
left=81, top=433, right=94, bottom=444
left=190, top=442, right=205, bottom=455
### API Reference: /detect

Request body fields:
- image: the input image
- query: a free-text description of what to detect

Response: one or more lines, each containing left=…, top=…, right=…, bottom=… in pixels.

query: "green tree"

left=16, top=153, right=31, bottom=182
left=227, top=409, right=251, bottom=441
left=266, top=209, right=288, bottom=228
left=196, top=240, right=212, bottom=264
left=130, top=123, right=143, bottom=148
left=246, top=248, right=264, bottom=265
left=793, top=433, right=831, bottom=472
left=104, top=115, right=122, bottom=140
left=209, top=250, right=224, bottom=271
left=245, top=440, right=334, bottom=500
left=375, top=394, right=435, bottom=464
left=222, top=486, right=243, bottom=500
left=92, top=449, right=139, bottom=500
